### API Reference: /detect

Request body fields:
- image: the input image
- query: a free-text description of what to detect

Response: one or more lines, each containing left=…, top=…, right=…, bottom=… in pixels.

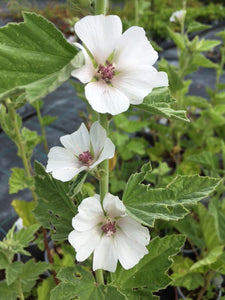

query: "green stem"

left=95, top=0, right=108, bottom=15
left=94, top=113, right=109, bottom=285
left=35, top=101, right=49, bottom=153
left=18, top=283, right=25, bottom=300
left=134, top=0, right=139, bottom=26
left=6, top=99, right=37, bottom=201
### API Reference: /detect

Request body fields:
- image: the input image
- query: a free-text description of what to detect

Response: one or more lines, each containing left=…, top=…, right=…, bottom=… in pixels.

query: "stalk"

left=197, top=271, right=214, bottom=300
left=35, top=101, right=49, bottom=153
left=93, top=0, right=109, bottom=284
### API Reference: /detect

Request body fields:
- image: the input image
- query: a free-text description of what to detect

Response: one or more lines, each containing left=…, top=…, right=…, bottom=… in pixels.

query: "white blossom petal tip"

left=68, top=193, right=150, bottom=272
left=72, top=14, right=168, bottom=115
left=170, top=10, right=186, bottom=22
left=46, top=122, right=115, bottom=181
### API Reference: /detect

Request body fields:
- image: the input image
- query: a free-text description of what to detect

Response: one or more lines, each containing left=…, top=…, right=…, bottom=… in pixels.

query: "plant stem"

left=197, top=271, right=214, bottom=300
left=95, top=0, right=108, bottom=15
left=35, top=101, right=49, bottom=153
left=18, top=283, right=25, bottom=300
left=94, top=113, right=109, bottom=285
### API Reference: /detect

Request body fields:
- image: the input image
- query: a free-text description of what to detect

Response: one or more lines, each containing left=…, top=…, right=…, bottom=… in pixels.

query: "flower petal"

left=114, top=230, right=148, bottom=270
left=73, top=196, right=104, bottom=231
left=90, top=121, right=106, bottom=158
left=71, top=43, right=96, bottom=83
left=103, top=193, right=126, bottom=218
left=60, top=123, right=90, bottom=156
left=68, top=227, right=100, bottom=261
left=91, top=138, right=115, bottom=168
left=113, top=66, right=168, bottom=105
left=46, top=146, right=84, bottom=181
left=85, top=81, right=130, bottom=115
left=117, top=216, right=150, bottom=246
left=114, top=26, right=158, bottom=69
left=93, top=235, right=118, bottom=272
left=75, top=15, right=122, bottom=64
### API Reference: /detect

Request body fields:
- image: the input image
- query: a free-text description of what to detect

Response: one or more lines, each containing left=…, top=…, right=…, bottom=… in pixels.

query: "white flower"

left=68, top=193, right=150, bottom=272
left=46, top=121, right=115, bottom=182
left=169, top=10, right=186, bottom=22
left=71, top=15, right=168, bottom=115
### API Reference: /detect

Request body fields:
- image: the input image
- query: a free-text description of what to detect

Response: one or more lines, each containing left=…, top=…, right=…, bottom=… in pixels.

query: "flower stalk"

left=35, top=101, right=49, bottom=153
left=95, top=0, right=108, bottom=15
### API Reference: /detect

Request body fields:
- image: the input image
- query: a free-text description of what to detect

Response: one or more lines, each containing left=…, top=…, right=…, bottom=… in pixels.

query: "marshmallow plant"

left=0, top=0, right=222, bottom=299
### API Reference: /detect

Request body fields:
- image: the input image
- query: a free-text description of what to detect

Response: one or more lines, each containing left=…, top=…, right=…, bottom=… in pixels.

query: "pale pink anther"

left=97, top=60, right=115, bottom=83
left=79, top=151, right=93, bottom=166
left=101, top=220, right=117, bottom=236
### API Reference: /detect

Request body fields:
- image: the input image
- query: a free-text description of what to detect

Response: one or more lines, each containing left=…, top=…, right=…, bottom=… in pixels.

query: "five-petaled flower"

left=46, top=121, right=115, bottom=182
left=68, top=193, right=150, bottom=272
left=72, top=15, right=168, bottom=115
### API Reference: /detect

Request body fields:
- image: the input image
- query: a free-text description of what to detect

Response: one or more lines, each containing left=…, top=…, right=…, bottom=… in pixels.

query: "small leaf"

left=137, top=88, right=188, bottom=122
left=113, top=114, right=149, bottom=133
left=11, top=200, right=37, bottom=227
left=196, top=39, right=221, bottom=52
left=37, top=276, right=55, bottom=300
left=192, top=53, right=218, bottom=68
left=209, top=198, right=225, bottom=242
left=9, top=168, right=34, bottom=194
left=168, top=28, right=185, bottom=50
left=41, top=115, right=58, bottom=126
left=21, top=127, right=41, bottom=159
left=187, top=21, right=211, bottom=33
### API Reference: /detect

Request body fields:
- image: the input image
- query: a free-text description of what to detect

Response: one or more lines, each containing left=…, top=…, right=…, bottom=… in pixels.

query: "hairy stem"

left=95, top=0, right=108, bottom=15
left=35, top=101, right=49, bottom=153
left=197, top=271, right=214, bottom=300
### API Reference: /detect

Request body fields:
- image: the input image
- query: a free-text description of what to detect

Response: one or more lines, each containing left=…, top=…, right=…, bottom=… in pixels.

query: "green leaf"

left=37, top=276, right=55, bottom=300
left=187, top=152, right=219, bottom=170
left=11, top=200, right=37, bottom=227
left=168, top=28, right=185, bottom=50
left=0, top=12, right=81, bottom=102
left=198, top=203, right=221, bottom=251
left=137, top=88, right=188, bottom=122
left=21, top=127, right=41, bottom=159
left=112, top=235, right=185, bottom=292
left=6, top=261, right=23, bottom=286
left=9, top=168, right=34, bottom=194
left=187, top=21, right=211, bottom=33
left=41, top=115, right=58, bottom=126
left=192, top=53, right=218, bottom=68
left=196, top=39, right=221, bottom=52
left=171, top=256, right=204, bottom=290
left=20, top=260, right=49, bottom=293
left=183, top=95, right=211, bottom=108
left=123, top=164, right=221, bottom=226
left=50, top=266, right=126, bottom=300
left=190, top=246, right=224, bottom=272
left=33, top=161, right=77, bottom=240
left=209, top=198, right=225, bottom=242
left=113, top=114, right=148, bottom=133
left=0, top=281, right=17, bottom=300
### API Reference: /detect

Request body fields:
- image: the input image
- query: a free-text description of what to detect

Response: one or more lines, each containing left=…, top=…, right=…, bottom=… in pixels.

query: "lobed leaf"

left=0, top=12, right=81, bottom=102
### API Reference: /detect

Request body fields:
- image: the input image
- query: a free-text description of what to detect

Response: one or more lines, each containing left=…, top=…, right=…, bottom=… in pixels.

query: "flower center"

left=101, top=220, right=116, bottom=237
left=97, top=60, right=115, bottom=83
left=79, top=151, right=93, bottom=166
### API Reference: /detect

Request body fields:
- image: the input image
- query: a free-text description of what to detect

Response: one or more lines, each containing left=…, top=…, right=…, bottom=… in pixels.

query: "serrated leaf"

left=9, top=168, right=34, bottom=194
left=137, top=88, right=188, bottom=122
left=171, top=256, right=204, bottom=290
left=14, top=223, right=40, bottom=253
left=21, top=127, right=41, bottom=159
left=50, top=266, right=126, bottom=300
left=196, top=39, right=221, bottom=52
left=11, top=200, right=37, bottom=227
left=6, top=261, right=23, bottom=286
left=0, top=12, right=80, bottom=102
left=123, top=164, right=221, bottom=226
left=187, top=21, right=211, bottom=33
left=112, top=235, right=185, bottom=292
left=187, top=152, right=219, bottom=170
left=33, top=161, right=77, bottom=240
left=192, top=53, right=218, bottom=68
left=0, top=281, right=17, bottom=300
left=20, top=260, right=49, bottom=293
